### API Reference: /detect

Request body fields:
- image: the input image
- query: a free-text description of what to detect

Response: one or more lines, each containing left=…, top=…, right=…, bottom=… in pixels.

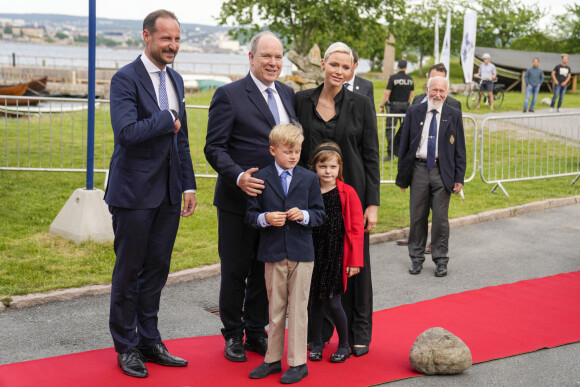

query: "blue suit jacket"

left=204, top=73, right=296, bottom=215
left=105, top=56, right=196, bottom=209
left=396, top=102, right=466, bottom=192
left=245, top=164, right=325, bottom=263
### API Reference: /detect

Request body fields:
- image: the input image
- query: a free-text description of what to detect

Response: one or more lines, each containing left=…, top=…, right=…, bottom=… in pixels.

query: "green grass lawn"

left=1, top=69, right=579, bottom=299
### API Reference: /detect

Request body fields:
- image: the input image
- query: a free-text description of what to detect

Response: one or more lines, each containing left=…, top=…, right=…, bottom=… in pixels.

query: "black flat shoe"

left=330, top=347, right=352, bottom=363
left=244, top=336, right=268, bottom=356
left=352, top=345, right=369, bottom=357
left=308, top=346, right=323, bottom=361
left=409, top=262, right=422, bottom=275
left=280, top=364, right=308, bottom=384
left=225, top=336, right=247, bottom=362
left=117, top=347, right=148, bottom=378
left=138, top=343, right=187, bottom=367
left=435, top=263, right=448, bottom=277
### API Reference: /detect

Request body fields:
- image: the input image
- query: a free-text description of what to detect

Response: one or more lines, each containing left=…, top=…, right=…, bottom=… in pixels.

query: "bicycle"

left=466, top=80, right=505, bottom=109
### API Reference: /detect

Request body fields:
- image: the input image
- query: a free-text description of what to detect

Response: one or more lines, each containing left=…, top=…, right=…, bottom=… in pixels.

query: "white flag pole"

left=434, top=12, right=440, bottom=64
left=440, top=11, right=452, bottom=80
left=461, top=9, right=478, bottom=84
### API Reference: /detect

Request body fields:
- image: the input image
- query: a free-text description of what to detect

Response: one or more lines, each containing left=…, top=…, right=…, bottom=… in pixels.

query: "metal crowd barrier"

left=479, top=112, right=580, bottom=196
left=2, top=95, right=578, bottom=197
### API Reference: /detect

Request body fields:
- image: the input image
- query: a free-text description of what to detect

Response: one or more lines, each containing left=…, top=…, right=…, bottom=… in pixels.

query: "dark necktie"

left=157, top=71, right=169, bottom=110
left=344, top=82, right=350, bottom=89
left=427, top=110, right=438, bottom=170
left=265, top=88, right=280, bottom=124
left=280, top=170, right=289, bottom=196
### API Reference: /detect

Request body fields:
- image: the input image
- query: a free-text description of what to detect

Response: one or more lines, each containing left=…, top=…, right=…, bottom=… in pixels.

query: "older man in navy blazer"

left=396, top=76, right=465, bottom=278
left=204, top=31, right=296, bottom=362
left=105, top=10, right=196, bottom=378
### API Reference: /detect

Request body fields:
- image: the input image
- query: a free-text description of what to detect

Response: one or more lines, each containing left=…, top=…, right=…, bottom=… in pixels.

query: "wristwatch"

left=169, top=109, right=178, bottom=122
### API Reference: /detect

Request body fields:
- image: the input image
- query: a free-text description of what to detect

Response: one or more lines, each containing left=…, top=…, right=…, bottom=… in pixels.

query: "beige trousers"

left=264, top=259, right=313, bottom=367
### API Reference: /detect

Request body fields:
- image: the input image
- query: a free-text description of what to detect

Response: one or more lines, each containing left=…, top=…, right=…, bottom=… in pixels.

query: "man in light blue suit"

left=105, top=9, right=196, bottom=378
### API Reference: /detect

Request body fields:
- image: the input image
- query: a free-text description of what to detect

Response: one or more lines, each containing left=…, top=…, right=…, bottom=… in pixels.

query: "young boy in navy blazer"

left=246, top=123, right=325, bottom=384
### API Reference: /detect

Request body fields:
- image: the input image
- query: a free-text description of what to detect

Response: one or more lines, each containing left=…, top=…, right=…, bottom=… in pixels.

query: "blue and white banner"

left=434, top=12, right=439, bottom=64
left=439, top=11, right=452, bottom=79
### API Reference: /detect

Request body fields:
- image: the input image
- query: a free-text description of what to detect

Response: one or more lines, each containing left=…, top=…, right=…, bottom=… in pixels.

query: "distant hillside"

left=0, top=13, right=229, bottom=33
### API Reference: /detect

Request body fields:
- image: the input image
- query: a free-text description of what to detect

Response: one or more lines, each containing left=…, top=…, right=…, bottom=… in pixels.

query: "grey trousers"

left=408, top=160, right=451, bottom=264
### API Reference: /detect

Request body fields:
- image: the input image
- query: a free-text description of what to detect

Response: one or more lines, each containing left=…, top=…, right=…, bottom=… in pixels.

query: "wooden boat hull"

left=0, top=83, right=39, bottom=105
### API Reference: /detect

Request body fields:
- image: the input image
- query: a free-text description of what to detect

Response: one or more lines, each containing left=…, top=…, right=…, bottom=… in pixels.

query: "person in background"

left=550, top=54, right=571, bottom=113
left=396, top=76, right=466, bottom=277
left=204, top=31, right=296, bottom=363
left=379, top=59, right=414, bottom=161
left=475, top=53, right=497, bottom=110
left=105, top=9, right=196, bottom=378
left=343, top=50, right=375, bottom=115
left=396, top=63, right=461, bottom=253
left=523, top=58, right=544, bottom=113
left=246, top=123, right=325, bottom=384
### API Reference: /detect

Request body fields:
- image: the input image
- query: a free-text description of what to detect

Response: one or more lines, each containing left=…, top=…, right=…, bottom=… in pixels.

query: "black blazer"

left=105, top=56, right=196, bottom=209
left=396, top=102, right=466, bottom=193
left=353, top=75, right=376, bottom=115
left=412, top=93, right=462, bottom=111
left=204, top=73, right=296, bottom=215
left=296, top=84, right=380, bottom=208
left=245, top=164, right=325, bottom=263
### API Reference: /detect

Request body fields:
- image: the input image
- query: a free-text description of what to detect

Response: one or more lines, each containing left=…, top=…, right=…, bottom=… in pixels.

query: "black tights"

left=310, top=295, right=349, bottom=349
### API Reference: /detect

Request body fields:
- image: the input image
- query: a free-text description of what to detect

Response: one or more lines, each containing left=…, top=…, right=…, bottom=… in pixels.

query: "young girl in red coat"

left=308, top=141, right=365, bottom=363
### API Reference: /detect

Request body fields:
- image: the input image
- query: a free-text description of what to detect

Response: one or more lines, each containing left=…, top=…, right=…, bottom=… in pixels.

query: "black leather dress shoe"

left=280, top=364, right=308, bottom=384
left=249, top=361, right=282, bottom=379
left=409, top=262, right=422, bottom=275
left=117, top=347, right=148, bottom=378
left=351, top=345, right=369, bottom=357
left=330, top=347, right=352, bottom=363
left=244, top=336, right=268, bottom=356
left=435, top=263, right=448, bottom=277
left=138, top=343, right=187, bottom=367
left=225, top=336, right=247, bottom=362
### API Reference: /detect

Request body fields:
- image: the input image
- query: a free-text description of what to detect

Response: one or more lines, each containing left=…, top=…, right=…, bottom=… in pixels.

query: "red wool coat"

left=337, top=179, right=365, bottom=291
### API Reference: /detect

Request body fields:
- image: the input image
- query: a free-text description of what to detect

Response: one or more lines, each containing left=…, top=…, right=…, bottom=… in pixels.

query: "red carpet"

left=2, top=271, right=580, bottom=386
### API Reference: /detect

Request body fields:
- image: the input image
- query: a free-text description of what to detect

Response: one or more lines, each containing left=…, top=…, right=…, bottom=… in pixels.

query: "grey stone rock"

left=409, top=327, right=472, bottom=375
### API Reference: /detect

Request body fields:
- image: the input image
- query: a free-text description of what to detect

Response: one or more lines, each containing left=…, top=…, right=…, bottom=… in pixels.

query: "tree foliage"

left=476, top=0, right=544, bottom=48
left=555, top=3, right=580, bottom=54
left=218, top=0, right=405, bottom=61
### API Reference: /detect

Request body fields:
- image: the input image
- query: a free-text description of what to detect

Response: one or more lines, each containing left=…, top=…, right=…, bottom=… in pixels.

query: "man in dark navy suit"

left=204, top=31, right=296, bottom=362
left=396, top=76, right=466, bottom=278
left=105, top=9, right=196, bottom=378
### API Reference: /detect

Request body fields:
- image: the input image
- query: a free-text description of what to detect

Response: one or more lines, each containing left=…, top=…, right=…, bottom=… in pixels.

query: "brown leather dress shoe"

left=138, top=342, right=188, bottom=367
left=396, top=238, right=409, bottom=246
left=117, top=347, right=148, bottom=378
left=425, top=243, right=432, bottom=254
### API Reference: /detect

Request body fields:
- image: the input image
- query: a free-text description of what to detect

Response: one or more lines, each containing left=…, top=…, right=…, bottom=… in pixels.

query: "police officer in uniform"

left=379, top=59, right=414, bottom=161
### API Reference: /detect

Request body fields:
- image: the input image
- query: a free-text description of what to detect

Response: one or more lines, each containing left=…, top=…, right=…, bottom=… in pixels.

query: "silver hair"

left=250, top=31, right=283, bottom=54
left=324, top=42, right=353, bottom=63
left=427, top=76, right=449, bottom=90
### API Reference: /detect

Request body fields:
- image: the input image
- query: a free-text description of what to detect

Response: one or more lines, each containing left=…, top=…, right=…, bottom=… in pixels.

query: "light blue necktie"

left=266, top=88, right=280, bottom=124
left=427, top=110, right=438, bottom=170
left=280, top=170, right=289, bottom=196
left=158, top=71, right=169, bottom=110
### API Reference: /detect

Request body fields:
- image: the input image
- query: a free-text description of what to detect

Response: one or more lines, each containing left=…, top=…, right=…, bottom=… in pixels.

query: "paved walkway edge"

left=3, top=195, right=579, bottom=312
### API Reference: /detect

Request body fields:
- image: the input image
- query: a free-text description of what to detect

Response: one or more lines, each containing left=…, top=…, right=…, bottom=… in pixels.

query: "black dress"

left=310, top=187, right=344, bottom=300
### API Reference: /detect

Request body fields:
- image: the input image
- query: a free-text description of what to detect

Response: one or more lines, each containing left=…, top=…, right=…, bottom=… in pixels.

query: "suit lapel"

left=265, top=165, right=286, bottom=201
left=286, top=167, right=304, bottom=197
left=245, top=74, right=277, bottom=128
left=276, top=81, right=296, bottom=119
left=410, top=103, right=428, bottom=147
left=335, top=90, right=353, bottom=145
left=439, top=104, right=451, bottom=141
left=134, top=57, right=158, bottom=108
left=167, top=68, right=184, bottom=109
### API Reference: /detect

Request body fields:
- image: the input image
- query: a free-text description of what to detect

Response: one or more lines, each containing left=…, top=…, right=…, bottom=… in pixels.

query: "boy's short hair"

left=269, top=122, right=304, bottom=148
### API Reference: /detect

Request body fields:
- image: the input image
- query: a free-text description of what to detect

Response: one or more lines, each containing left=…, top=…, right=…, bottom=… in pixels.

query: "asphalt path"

left=1, top=202, right=580, bottom=386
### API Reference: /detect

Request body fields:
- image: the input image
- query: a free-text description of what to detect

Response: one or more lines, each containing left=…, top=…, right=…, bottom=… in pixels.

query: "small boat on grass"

left=0, top=82, right=40, bottom=105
